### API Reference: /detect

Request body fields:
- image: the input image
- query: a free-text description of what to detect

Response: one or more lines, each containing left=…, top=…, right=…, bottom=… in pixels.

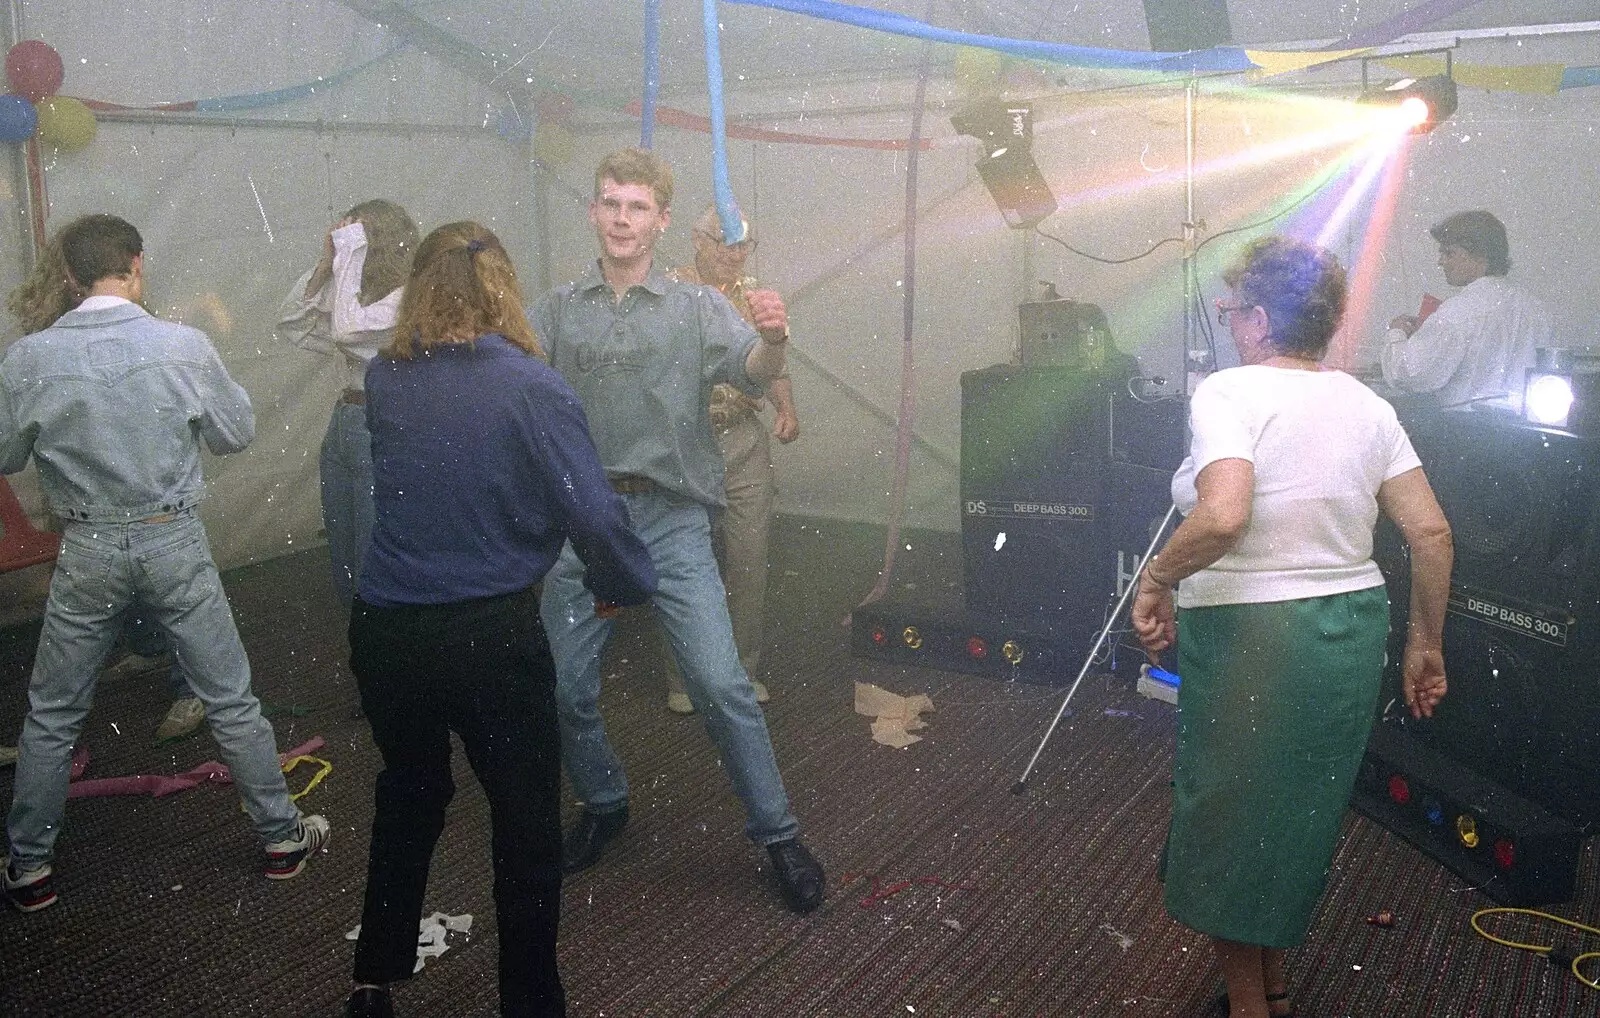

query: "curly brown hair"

left=6, top=236, right=78, bottom=334
left=1221, top=236, right=1347, bottom=358
left=385, top=221, right=543, bottom=360
left=344, top=199, right=419, bottom=306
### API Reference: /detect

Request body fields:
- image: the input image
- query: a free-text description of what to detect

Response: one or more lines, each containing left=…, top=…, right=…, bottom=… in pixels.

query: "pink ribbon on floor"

left=66, top=736, right=325, bottom=799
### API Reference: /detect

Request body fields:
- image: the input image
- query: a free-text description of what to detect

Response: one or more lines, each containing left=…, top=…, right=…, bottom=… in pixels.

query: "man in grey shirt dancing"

left=530, top=149, right=824, bottom=914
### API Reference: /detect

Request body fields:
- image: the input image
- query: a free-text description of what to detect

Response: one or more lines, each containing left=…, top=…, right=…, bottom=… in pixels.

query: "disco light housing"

left=1360, top=74, right=1459, bottom=134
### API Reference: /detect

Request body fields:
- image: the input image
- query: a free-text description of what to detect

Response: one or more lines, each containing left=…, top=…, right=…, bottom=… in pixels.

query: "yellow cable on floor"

left=1471, top=907, right=1600, bottom=990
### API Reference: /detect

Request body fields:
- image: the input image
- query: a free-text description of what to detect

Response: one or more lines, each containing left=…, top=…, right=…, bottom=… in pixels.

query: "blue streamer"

left=192, top=45, right=405, bottom=113
left=702, top=0, right=746, bottom=242
left=642, top=0, right=662, bottom=147
left=722, top=0, right=1255, bottom=74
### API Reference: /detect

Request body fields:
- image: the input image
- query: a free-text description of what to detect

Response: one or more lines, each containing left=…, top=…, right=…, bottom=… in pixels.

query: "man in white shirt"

left=1382, top=210, right=1552, bottom=408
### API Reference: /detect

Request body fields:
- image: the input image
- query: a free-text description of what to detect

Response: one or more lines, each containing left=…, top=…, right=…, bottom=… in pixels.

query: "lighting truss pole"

left=1181, top=78, right=1201, bottom=394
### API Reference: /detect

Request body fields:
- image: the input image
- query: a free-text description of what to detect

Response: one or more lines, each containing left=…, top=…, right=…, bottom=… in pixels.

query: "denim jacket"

left=0, top=303, right=254, bottom=523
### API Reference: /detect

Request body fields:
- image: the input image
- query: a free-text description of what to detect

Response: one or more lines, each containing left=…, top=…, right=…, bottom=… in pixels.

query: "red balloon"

left=5, top=41, right=64, bottom=104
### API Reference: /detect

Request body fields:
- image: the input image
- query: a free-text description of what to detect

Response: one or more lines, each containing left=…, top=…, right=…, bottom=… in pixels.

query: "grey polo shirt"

left=528, top=260, right=762, bottom=508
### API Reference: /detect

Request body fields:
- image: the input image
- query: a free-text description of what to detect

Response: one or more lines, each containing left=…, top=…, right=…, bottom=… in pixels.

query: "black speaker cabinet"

left=1352, top=723, right=1583, bottom=906
left=960, top=366, right=1175, bottom=656
left=1374, top=409, right=1600, bottom=828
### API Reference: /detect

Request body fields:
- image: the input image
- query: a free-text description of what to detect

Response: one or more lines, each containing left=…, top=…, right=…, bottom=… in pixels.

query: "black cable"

left=1035, top=227, right=1184, bottom=266
left=1193, top=184, right=1324, bottom=257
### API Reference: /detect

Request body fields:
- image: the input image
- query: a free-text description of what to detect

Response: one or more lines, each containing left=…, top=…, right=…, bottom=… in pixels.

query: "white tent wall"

left=2, top=3, right=1598, bottom=580
left=3, top=2, right=541, bottom=576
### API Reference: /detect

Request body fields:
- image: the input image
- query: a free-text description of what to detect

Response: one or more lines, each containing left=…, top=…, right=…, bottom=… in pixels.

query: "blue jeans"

left=319, top=401, right=376, bottom=607
left=122, top=607, right=190, bottom=700
left=540, top=492, right=799, bottom=845
left=6, top=512, right=301, bottom=868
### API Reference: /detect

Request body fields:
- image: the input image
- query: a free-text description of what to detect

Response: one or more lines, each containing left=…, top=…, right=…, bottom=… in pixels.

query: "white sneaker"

left=264, top=814, right=331, bottom=880
left=103, top=650, right=176, bottom=682
left=154, top=697, right=206, bottom=742
left=752, top=681, right=770, bottom=704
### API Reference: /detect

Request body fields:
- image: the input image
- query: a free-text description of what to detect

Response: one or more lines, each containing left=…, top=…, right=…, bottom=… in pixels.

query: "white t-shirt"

left=1172, top=366, right=1421, bottom=609
left=1381, top=275, right=1551, bottom=409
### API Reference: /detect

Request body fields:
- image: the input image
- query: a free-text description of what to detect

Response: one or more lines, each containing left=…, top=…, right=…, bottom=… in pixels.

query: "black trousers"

left=349, top=585, right=565, bottom=1018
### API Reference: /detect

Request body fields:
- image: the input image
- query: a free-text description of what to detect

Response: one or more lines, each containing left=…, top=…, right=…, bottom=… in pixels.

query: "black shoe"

left=561, top=805, right=629, bottom=873
left=345, top=986, right=394, bottom=1018
left=766, top=838, right=824, bottom=914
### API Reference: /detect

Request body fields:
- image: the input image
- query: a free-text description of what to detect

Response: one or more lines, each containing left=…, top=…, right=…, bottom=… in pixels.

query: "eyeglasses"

left=1214, top=298, right=1245, bottom=326
left=694, top=230, right=757, bottom=253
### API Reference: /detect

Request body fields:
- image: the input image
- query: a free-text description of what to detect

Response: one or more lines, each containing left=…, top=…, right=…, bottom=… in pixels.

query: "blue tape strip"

left=721, top=0, right=1255, bottom=74
left=703, top=0, right=745, bottom=242
left=1561, top=66, right=1600, bottom=90
left=642, top=0, right=662, bottom=148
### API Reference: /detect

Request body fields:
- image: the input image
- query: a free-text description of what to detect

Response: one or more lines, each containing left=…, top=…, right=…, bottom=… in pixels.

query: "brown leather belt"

left=609, top=475, right=659, bottom=495
left=340, top=388, right=367, bottom=406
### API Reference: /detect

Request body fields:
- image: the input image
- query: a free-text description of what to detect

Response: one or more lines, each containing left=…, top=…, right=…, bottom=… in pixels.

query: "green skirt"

left=1164, top=586, right=1388, bottom=948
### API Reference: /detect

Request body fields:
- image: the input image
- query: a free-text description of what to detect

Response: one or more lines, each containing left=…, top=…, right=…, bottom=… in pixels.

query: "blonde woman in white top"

left=276, top=200, right=418, bottom=606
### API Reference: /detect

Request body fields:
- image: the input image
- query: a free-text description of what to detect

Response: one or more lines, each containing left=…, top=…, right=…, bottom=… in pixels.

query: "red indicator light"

left=1387, top=774, right=1411, bottom=805
left=871, top=627, right=886, bottom=645
left=1493, top=839, right=1516, bottom=870
left=966, top=636, right=988, bottom=659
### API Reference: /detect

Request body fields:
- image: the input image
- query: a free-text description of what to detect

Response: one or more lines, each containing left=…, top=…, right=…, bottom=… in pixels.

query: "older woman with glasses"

left=1133, top=236, right=1454, bottom=1018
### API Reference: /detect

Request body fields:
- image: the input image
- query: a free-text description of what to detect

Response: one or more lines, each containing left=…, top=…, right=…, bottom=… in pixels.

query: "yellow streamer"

left=1245, top=47, right=1372, bottom=80
left=1471, top=907, right=1600, bottom=990
left=240, top=754, right=333, bottom=813
left=1382, top=57, right=1567, bottom=95
left=282, top=755, right=333, bottom=804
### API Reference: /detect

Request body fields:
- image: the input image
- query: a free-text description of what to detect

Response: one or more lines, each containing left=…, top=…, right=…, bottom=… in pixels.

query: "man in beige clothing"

left=662, top=209, right=800, bottom=713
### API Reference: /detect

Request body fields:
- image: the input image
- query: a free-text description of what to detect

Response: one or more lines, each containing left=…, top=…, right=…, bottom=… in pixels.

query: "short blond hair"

left=595, top=148, right=674, bottom=211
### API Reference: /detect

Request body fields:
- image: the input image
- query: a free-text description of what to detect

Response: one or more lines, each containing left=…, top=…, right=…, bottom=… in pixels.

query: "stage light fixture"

left=951, top=101, right=1058, bottom=229
left=1525, top=370, right=1575, bottom=427
left=902, top=626, right=923, bottom=650
left=1360, top=75, right=1459, bottom=134
left=966, top=635, right=988, bottom=659
left=1002, top=640, right=1025, bottom=665
left=1457, top=813, right=1481, bottom=849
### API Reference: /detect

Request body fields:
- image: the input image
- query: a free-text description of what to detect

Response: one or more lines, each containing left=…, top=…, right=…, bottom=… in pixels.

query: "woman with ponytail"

left=343, top=222, right=655, bottom=1018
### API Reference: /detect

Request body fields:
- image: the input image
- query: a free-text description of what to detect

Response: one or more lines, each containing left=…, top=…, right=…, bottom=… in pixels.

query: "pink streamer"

left=66, top=736, right=325, bottom=799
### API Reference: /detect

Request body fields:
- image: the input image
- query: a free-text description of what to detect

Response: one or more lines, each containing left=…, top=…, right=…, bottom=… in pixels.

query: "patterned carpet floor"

left=1, top=517, right=1597, bottom=1017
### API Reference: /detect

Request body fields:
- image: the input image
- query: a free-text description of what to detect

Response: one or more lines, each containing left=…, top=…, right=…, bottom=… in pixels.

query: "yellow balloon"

left=35, top=95, right=95, bottom=153
left=532, top=122, right=574, bottom=165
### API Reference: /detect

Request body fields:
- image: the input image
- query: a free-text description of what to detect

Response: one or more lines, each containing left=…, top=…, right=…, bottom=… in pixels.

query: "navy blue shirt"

left=358, top=333, right=656, bottom=608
